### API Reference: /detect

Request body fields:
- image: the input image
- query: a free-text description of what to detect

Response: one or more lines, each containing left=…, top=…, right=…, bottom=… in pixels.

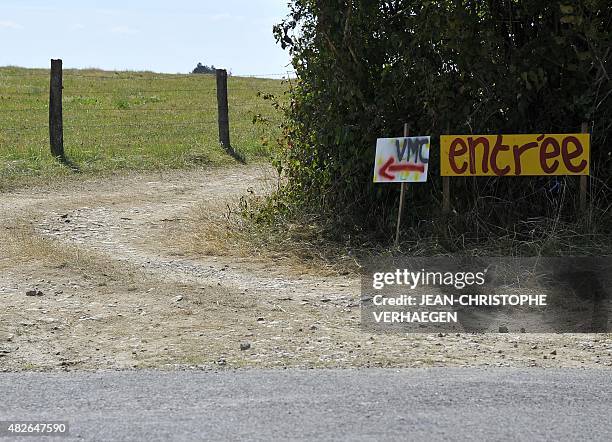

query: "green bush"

left=268, top=0, right=611, bottom=249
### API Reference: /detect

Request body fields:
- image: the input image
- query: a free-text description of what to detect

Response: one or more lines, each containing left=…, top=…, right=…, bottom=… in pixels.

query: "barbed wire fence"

left=0, top=59, right=296, bottom=168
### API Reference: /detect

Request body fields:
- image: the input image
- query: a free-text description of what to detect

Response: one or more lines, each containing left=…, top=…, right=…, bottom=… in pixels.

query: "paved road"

left=1, top=369, right=610, bottom=441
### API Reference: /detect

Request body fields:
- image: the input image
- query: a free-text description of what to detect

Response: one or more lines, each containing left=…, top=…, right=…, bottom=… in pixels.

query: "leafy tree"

left=192, top=62, right=216, bottom=74
left=269, top=0, right=611, bottom=246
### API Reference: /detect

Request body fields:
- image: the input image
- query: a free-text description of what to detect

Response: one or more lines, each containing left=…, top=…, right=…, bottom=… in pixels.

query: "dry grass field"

left=0, top=67, right=286, bottom=187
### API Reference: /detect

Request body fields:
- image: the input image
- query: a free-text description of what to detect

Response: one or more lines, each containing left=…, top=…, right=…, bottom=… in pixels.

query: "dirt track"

left=0, top=165, right=610, bottom=371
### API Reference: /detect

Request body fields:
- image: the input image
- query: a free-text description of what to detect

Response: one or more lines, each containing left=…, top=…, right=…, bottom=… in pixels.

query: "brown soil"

left=0, top=165, right=610, bottom=371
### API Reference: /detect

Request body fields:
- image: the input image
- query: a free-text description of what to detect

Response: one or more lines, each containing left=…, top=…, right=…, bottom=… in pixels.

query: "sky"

left=0, top=0, right=293, bottom=76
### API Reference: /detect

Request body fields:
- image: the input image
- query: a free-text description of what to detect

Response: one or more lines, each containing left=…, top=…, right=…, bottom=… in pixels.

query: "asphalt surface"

left=0, top=369, right=610, bottom=441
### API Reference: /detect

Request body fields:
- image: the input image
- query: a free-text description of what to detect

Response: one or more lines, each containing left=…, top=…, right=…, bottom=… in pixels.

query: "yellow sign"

left=440, top=134, right=590, bottom=176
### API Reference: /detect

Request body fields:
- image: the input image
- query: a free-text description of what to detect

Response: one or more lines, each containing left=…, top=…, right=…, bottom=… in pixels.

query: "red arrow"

left=378, top=157, right=425, bottom=180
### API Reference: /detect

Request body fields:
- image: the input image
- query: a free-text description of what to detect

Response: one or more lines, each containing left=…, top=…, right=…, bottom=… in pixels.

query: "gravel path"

left=0, top=165, right=610, bottom=371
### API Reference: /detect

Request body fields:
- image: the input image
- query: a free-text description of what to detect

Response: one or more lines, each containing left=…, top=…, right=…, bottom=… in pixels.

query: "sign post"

left=442, top=125, right=451, bottom=215
left=395, top=124, right=409, bottom=246
left=440, top=132, right=591, bottom=221
left=580, top=122, right=589, bottom=213
left=372, top=126, right=430, bottom=247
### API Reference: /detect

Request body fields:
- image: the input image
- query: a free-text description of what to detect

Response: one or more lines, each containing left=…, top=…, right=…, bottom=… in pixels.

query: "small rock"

left=520, top=328, right=526, bottom=333
left=26, top=290, right=44, bottom=297
left=240, top=342, right=251, bottom=351
left=217, top=358, right=227, bottom=366
left=438, top=333, right=444, bottom=337
left=498, top=326, right=509, bottom=333
left=78, top=316, right=100, bottom=321
left=550, top=350, right=557, bottom=355
left=172, top=296, right=183, bottom=303
left=310, top=325, right=317, bottom=331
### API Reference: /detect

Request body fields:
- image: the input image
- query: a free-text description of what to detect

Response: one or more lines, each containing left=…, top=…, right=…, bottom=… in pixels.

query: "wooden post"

left=394, top=123, right=409, bottom=247
left=442, top=125, right=450, bottom=214
left=442, top=176, right=450, bottom=214
left=580, top=122, right=588, bottom=212
left=216, top=69, right=231, bottom=150
left=49, top=59, right=64, bottom=159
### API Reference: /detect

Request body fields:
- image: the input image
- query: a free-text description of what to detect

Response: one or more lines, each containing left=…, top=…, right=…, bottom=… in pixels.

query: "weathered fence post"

left=216, top=69, right=231, bottom=149
left=49, top=59, right=64, bottom=159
